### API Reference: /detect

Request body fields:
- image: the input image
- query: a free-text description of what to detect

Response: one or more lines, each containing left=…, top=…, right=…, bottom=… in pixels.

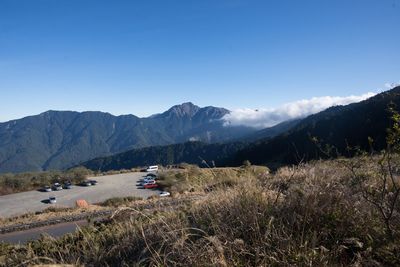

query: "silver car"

left=159, top=191, right=171, bottom=197
left=52, top=183, right=63, bottom=191
left=49, top=196, right=57, bottom=204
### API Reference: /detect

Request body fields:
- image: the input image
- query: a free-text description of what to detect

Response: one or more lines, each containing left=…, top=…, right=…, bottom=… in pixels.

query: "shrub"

left=100, top=196, right=142, bottom=207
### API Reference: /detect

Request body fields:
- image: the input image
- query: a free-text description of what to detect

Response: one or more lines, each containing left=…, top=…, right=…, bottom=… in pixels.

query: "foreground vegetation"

left=1, top=154, right=399, bottom=266
left=100, top=196, right=143, bottom=207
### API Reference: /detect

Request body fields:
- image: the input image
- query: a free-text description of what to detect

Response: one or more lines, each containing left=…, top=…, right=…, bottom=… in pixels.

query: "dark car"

left=63, top=181, right=73, bottom=189
left=42, top=185, right=52, bottom=192
left=80, top=180, right=92, bottom=186
left=145, top=173, right=157, bottom=179
left=89, top=180, right=98, bottom=185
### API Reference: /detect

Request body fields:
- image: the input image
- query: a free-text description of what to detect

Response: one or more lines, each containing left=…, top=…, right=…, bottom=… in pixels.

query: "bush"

left=157, top=165, right=269, bottom=193
left=100, top=196, right=142, bottom=207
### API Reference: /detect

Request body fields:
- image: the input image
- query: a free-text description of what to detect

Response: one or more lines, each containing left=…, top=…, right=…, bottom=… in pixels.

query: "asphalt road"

left=0, top=220, right=88, bottom=244
left=0, top=172, right=159, bottom=218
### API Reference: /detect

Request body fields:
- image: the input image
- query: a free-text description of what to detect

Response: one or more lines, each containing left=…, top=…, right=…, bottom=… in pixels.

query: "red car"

left=144, top=183, right=158, bottom=189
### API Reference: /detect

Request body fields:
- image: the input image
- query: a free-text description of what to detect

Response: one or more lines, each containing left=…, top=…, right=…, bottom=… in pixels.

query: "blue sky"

left=0, top=0, right=399, bottom=122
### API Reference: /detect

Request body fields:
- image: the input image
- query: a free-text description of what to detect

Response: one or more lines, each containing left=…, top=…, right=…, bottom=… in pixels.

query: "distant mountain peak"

left=181, top=102, right=196, bottom=106
left=40, top=110, right=64, bottom=116
left=162, top=102, right=201, bottom=118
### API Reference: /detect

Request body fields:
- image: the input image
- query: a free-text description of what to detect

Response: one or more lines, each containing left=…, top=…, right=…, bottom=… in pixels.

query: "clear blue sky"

left=0, top=0, right=399, bottom=122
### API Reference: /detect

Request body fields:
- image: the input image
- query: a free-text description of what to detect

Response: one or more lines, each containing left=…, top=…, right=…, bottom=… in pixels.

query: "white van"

left=146, top=165, right=158, bottom=172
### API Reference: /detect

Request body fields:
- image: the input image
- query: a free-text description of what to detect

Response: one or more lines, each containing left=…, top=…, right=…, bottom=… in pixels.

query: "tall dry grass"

left=1, top=158, right=399, bottom=266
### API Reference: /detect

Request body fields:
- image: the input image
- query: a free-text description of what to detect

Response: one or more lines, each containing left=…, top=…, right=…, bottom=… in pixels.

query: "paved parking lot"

left=0, top=172, right=159, bottom=218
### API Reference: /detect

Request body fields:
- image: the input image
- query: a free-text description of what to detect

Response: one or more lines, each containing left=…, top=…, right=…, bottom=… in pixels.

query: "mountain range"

left=0, top=103, right=260, bottom=173
left=2, top=86, right=399, bottom=173
left=82, top=86, right=400, bottom=171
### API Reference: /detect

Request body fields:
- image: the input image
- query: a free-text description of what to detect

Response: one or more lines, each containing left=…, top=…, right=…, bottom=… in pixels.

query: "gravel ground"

left=0, top=172, right=159, bottom=218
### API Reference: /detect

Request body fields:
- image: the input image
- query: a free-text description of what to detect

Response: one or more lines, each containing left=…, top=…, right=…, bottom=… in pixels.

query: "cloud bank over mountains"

left=223, top=92, right=376, bottom=129
left=385, top=82, right=400, bottom=89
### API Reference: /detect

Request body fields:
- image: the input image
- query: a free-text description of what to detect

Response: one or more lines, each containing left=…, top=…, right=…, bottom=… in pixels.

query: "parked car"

left=139, top=178, right=155, bottom=183
left=145, top=173, right=157, bottom=178
left=80, top=180, right=92, bottom=186
left=63, top=182, right=73, bottom=189
left=49, top=196, right=57, bottom=204
left=144, top=183, right=158, bottom=189
left=137, top=179, right=155, bottom=186
left=42, top=185, right=52, bottom=192
left=146, top=165, right=158, bottom=172
left=52, top=183, right=63, bottom=191
left=89, top=180, right=98, bottom=185
left=139, top=177, right=153, bottom=183
left=159, top=191, right=171, bottom=197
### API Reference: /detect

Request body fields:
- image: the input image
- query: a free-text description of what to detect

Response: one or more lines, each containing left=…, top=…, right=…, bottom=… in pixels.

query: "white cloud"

left=385, top=82, right=400, bottom=89
left=223, top=92, right=376, bottom=129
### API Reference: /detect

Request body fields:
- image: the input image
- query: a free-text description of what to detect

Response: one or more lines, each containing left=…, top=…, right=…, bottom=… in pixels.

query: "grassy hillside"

left=1, top=154, right=399, bottom=266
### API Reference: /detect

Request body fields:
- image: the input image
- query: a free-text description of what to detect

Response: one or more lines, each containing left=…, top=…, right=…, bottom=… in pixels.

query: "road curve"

left=0, top=220, right=88, bottom=244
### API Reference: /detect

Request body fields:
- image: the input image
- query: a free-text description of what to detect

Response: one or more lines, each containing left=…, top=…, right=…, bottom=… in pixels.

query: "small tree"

left=358, top=107, right=400, bottom=237
left=312, top=106, right=400, bottom=238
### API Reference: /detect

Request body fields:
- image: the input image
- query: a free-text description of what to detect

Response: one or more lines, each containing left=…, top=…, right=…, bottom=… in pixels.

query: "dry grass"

left=100, top=196, right=143, bottom=207
left=0, top=206, right=108, bottom=229
left=158, top=165, right=269, bottom=193
left=1, top=159, right=399, bottom=266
